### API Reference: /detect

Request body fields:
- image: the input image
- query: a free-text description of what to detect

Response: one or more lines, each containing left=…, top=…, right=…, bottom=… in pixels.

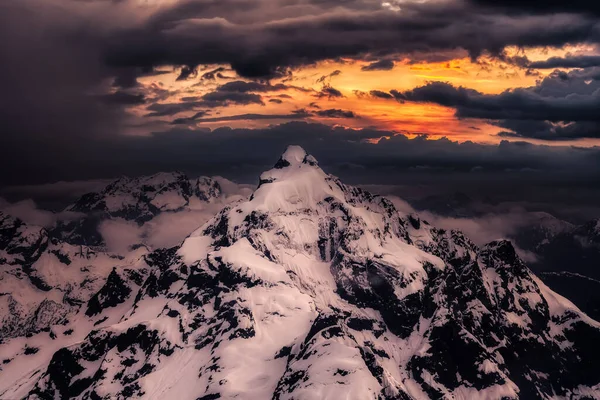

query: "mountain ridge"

left=54, top=172, right=225, bottom=248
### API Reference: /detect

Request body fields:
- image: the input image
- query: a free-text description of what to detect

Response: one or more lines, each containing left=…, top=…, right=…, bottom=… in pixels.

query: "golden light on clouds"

left=130, top=43, right=600, bottom=146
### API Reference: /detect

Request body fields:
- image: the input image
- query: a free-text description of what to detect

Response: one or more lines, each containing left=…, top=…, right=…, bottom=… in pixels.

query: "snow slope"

left=1, top=146, right=599, bottom=399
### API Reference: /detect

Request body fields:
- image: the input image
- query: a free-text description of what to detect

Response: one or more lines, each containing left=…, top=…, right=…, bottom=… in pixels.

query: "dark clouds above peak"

left=214, top=81, right=300, bottom=93
left=99, top=91, right=146, bottom=106
left=361, top=59, right=395, bottom=71
left=0, top=0, right=124, bottom=147
left=2, top=121, right=599, bottom=187
left=467, top=0, right=600, bottom=16
left=314, top=109, right=359, bottom=118
left=387, top=69, right=600, bottom=139
left=169, top=107, right=359, bottom=125
left=369, top=90, right=395, bottom=100
left=99, top=0, right=600, bottom=79
left=316, top=85, right=344, bottom=99
left=529, top=55, right=600, bottom=69
left=2, top=0, right=600, bottom=189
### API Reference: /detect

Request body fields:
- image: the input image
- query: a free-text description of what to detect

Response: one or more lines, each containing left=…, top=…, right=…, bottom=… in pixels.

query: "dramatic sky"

left=1, top=0, right=600, bottom=199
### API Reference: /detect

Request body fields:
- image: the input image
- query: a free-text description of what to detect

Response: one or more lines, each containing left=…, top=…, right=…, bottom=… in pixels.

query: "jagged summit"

left=278, top=145, right=311, bottom=166
left=1, top=148, right=599, bottom=399
left=259, top=146, right=319, bottom=184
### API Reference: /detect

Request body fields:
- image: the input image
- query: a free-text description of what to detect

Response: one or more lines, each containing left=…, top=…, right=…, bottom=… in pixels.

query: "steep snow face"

left=1, top=146, right=600, bottom=400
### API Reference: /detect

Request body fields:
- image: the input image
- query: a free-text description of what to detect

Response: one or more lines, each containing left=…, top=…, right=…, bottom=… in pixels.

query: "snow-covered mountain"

left=536, top=218, right=600, bottom=273
left=510, top=211, right=574, bottom=253
left=411, top=192, right=482, bottom=218
left=1, top=146, right=599, bottom=399
left=53, top=173, right=231, bottom=248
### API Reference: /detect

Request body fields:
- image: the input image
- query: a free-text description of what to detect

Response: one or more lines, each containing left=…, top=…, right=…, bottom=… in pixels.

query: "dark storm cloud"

left=102, top=1, right=600, bottom=79
left=316, top=85, right=344, bottom=99
left=316, top=70, right=342, bottom=84
left=199, top=91, right=265, bottom=107
left=369, top=90, right=395, bottom=100
left=214, top=81, right=305, bottom=93
left=390, top=69, right=600, bottom=139
left=314, top=109, right=359, bottom=118
left=171, top=108, right=358, bottom=125
left=145, top=86, right=266, bottom=118
left=99, top=91, right=146, bottom=106
left=3, top=121, right=599, bottom=187
left=4, top=0, right=600, bottom=185
left=529, top=55, right=600, bottom=69
left=361, top=59, right=395, bottom=71
left=0, top=0, right=125, bottom=148
left=468, top=0, right=600, bottom=16
left=176, top=65, right=198, bottom=81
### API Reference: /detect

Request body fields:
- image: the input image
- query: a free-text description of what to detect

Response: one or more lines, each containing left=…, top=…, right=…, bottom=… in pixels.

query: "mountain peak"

left=252, top=146, right=341, bottom=212
left=271, top=145, right=318, bottom=170
left=258, top=146, right=322, bottom=187
left=280, top=144, right=308, bottom=165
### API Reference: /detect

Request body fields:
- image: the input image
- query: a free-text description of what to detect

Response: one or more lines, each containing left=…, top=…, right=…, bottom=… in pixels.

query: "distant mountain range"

left=532, top=219, right=600, bottom=321
left=53, top=173, right=224, bottom=247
